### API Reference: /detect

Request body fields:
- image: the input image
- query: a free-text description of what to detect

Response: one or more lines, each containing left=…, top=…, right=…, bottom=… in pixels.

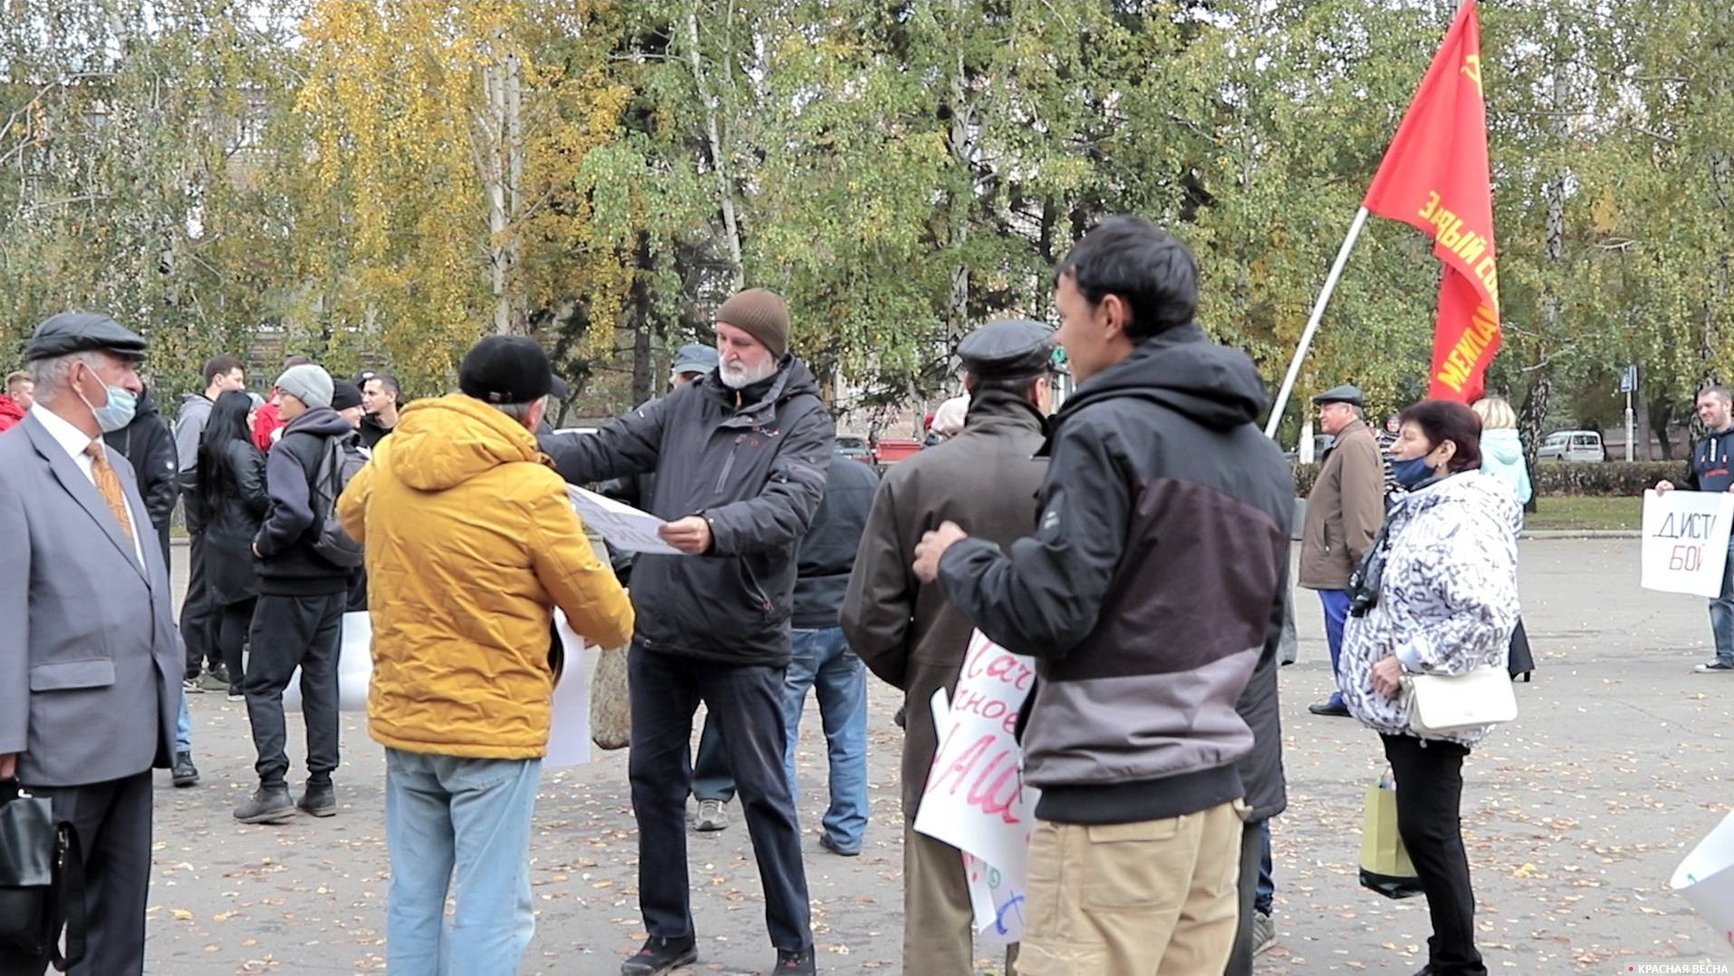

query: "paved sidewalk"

left=144, top=539, right=1734, bottom=974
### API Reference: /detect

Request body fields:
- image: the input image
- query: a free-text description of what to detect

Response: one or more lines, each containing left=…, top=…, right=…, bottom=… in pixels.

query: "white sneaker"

left=694, top=798, right=729, bottom=832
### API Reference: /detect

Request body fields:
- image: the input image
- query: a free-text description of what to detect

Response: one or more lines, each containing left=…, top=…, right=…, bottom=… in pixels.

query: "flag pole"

left=1262, top=206, right=1371, bottom=439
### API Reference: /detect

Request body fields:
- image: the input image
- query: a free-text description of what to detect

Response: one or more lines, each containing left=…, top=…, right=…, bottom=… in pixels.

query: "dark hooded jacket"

left=792, top=453, right=880, bottom=628
left=255, top=406, right=355, bottom=595
left=937, top=323, right=1293, bottom=825
left=540, top=358, right=834, bottom=666
left=104, top=386, right=179, bottom=533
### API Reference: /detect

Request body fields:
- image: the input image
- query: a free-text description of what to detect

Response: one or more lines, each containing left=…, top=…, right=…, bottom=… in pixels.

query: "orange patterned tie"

left=84, top=441, right=136, bottom=545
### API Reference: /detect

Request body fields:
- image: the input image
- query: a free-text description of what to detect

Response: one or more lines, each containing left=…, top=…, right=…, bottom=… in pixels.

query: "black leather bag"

left=0, top=781, right=85, bottom=971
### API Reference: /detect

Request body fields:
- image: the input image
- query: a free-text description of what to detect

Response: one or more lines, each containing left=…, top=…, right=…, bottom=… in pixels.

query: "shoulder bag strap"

left=48, top=822, right=85, bottom=971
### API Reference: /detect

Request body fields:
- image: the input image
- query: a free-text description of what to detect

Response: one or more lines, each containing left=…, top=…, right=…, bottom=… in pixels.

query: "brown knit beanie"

left=715, top=288, right=790, bottom=359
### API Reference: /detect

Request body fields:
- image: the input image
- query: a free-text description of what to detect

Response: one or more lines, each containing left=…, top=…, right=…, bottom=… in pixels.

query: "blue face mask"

left=1391, top=455, right=1437, bottom=489
left=74, top=366, right=138, bottom=433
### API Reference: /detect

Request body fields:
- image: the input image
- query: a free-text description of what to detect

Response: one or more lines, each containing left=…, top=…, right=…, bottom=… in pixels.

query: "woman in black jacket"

left=195, top=391, right=270, bottom=699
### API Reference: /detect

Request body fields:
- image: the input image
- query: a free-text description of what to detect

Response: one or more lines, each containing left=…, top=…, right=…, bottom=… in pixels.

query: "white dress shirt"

left=31, top=402, right=147, bottom=568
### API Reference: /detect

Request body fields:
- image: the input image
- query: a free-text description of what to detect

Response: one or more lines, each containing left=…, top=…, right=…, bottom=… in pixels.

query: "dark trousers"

left=1382, top=734, right=1485, bottom=976
left=217, top=597, right=258, bottom=694
left=245, top=591, right=345, bottom=787
left=0, top=772, right=152, bottom=976
left=690, top=715, right=735, bottom=803
left=628, top=644, right=812, bottom=951
left=179, top=533, right=220, bottom=676
left=1225, top=818, right=1264, bottom=976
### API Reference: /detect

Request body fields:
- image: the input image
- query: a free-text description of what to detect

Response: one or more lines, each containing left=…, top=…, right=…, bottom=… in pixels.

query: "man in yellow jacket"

left=338, top=335, right=634, bottom=976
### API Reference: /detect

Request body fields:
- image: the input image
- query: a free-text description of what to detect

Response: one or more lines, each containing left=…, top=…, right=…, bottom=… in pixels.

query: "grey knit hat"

left=274, top=363, right=334, bottom=410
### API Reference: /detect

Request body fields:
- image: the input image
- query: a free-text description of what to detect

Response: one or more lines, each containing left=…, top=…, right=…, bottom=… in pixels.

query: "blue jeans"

left=1710, top=538, right=1734, bottom=665
left=1256, top=820, right=1274, bottom=915
left=691, top=715, right=735, bottom=803
left=385, top=749, right=543, bottom=976
left=1319, top=589, right=1351, bottom=705
left=176, top=693, right=192, bottom=754
left=781, top=627, right=869, bottom=852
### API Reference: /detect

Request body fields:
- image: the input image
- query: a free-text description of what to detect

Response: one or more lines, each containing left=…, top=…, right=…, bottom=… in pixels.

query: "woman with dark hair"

left=197, top=390, right=270, bottom=700
left=1339, top=399, right=1521, bottom=976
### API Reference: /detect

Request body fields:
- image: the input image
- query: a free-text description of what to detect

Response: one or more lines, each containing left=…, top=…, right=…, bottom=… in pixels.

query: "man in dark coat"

left=540, top=288, right=832, bottom=976
left=104, top=384, right=178, bottom=569
left=783, top=449, right=879, bottom=856
left=841, top=319, right=1054, bottom=976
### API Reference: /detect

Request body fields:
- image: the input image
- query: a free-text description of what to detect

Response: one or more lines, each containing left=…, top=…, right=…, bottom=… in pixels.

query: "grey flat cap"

left=1312, top=384, right=1364, bottom=408
left=25, top=312, right=147, bottom=362
left=672, top=344, right=719, bottom=376
left=959, top=319, right=1057, bottom=380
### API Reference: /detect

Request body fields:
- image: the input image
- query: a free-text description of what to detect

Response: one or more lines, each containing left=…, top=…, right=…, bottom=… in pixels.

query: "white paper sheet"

left=566, top=485, right=684, bottom=555
left=544, top=610, right=594, bottom=768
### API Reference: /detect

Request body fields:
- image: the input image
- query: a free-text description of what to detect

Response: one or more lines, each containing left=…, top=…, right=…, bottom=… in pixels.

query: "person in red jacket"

left=0, top=370, right=32, bottom=433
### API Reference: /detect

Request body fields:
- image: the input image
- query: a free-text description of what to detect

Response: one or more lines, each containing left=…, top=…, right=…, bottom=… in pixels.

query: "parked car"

left=836, top=435, right=873, bottom=463
left=1538, top=429, right=1607, bottom=463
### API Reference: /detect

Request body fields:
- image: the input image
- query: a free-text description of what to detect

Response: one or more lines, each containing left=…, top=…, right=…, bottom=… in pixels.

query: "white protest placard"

left=1670, top=809, right=1734, bottom=951
left=913, top=631, right=1040, bottom=944
left=545, top=610, right=594, bottom=768
left=284, top=611, right=373, bottom=712
left=1641, top=489, right=1734, bottom=598
left=566, top=485, right=684, bottom=556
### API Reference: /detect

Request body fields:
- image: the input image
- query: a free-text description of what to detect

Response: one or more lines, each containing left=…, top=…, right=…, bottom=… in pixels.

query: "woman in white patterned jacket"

left=1340, top=399, right=1521, bottom=976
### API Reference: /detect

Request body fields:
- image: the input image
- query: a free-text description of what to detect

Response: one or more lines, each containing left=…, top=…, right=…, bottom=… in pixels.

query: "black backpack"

left=309, top=436, right=369, bottom=568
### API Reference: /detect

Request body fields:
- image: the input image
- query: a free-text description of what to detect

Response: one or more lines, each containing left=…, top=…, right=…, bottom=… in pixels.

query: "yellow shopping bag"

left=1359, top=782, right=1424, bottom=899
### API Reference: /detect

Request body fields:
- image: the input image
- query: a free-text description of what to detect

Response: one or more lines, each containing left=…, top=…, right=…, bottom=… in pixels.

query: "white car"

left=1538, top=430, right=1605, bottom=463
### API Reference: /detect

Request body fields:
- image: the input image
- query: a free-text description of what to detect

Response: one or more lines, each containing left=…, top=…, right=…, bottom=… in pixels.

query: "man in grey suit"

left=0, top=313, right=184, bottom=976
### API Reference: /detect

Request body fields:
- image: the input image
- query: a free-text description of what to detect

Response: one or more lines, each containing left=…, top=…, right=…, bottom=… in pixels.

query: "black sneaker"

left=171, top=751, right=200, bottom=788
left=1694, top=660, right=1734, bottom=673
left=1307, top=699, right=1351, bottom=717
left=774, top=946, right=816, bottom=974
left=297, top=780, right=337, bottom=818
left=234, top=785, right=294, bottom=824
left=620, top=936, right=697, bottom=976
left=818, top=834, right=859, bottom=857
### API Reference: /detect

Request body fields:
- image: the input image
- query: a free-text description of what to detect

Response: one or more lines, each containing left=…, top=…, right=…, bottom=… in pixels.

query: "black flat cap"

left=958, top=319, right=1057, bottom=380
left=25, top=312, right=147, bottom=362
left=1312, top=384, right=1364, bottom=408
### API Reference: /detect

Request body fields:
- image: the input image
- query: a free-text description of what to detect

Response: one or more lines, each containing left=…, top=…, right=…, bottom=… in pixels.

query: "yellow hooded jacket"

left=337, top=394, right=634, bottom=759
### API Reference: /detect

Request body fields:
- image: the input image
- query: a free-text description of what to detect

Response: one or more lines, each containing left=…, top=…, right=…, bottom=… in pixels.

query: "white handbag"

left=1400, top=664, right=1517, bottom=736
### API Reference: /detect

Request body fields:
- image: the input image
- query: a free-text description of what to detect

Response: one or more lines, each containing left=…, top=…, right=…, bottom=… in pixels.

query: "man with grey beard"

left=540, top=288, right=834, bottom=976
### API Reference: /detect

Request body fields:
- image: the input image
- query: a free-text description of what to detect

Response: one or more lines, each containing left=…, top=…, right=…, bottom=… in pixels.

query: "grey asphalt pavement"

left=143, top=539, right=1734, bottom=974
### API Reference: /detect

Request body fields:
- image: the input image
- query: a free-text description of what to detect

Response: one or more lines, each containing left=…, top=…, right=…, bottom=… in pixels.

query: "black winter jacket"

left=541, top=358, right=835, bottom=666
left=255, top=407, right=354, bottom=595
left=104, top=387, right=178, bottom=531
left=792, top=454, right=879, bottom=628
left=937, top=322, right=1293, bottom=825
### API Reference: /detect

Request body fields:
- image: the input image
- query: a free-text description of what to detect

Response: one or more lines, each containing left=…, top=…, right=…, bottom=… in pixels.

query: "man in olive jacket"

left=540, top=288, right=832, bottom=976
left=841, top=319, right=1054, bottom=976
left=1297, top=385, right=1386, bottom=716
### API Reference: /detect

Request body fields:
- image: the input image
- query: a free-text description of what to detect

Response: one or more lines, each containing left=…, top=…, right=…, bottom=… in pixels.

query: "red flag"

left=1363, top=0, right=1499, bottom=403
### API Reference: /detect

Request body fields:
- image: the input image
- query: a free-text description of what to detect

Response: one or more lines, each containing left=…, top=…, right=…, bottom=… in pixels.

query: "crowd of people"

left=3, top=214, right=1727, bottom=976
